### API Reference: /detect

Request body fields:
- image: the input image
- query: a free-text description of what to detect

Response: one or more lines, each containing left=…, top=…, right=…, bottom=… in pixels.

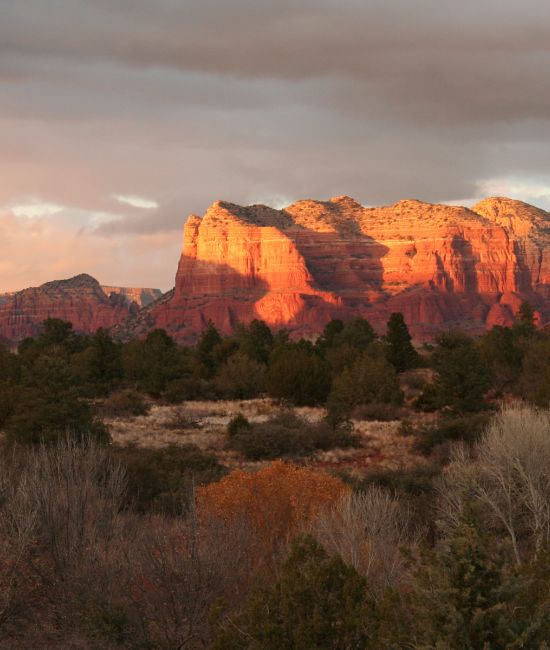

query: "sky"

left=1, top=0, right=550, bottom=291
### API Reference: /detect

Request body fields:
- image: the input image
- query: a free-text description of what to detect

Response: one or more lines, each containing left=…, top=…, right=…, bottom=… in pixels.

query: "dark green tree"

left=385, top=312, right=420, bottom=372
left=327, top=355, right=403, bottom=420
left=519, top=337, right=550, bottom=406
left=421, top=332, right=492, bottom=412
left=195, top=321, right=223, bottom=377
left=71, top=328, right=123, bottom=395
left=236, top=319, right=274, bottom=364
left=315, top=319, right=345, bottom=352
left=266, top=344, right=331, bottom=406
left=212, top=536, right=373, bottom=649
left=479, top=325, right=523, bottom=391
left=515, top=300, right=536, bottom=337
left=214, top=352, right=266, bottom=399
left=410, top=513, right=541, bottom=649
left=122, top=329, right=186, bottom=396
left=337, top=317, right=377, bottom=351
left=4, top=355, right=108, bottom=445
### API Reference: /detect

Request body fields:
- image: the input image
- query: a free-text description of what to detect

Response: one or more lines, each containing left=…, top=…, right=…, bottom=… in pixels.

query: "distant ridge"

left=0, top=274, right=162, bottom=342
left=118, top=195, right=550, bottom=341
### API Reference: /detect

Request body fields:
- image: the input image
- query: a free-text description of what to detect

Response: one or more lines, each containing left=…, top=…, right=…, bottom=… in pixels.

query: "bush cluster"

left=227, top=411, right=358, bottom=460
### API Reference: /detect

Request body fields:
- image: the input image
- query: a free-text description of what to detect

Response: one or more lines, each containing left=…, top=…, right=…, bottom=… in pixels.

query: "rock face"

left=138, top=195, right=550, bottom=341
left=0, top=274, right=162, bottom=342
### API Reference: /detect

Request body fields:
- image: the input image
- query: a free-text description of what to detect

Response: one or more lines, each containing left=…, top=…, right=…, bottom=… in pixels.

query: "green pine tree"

left=385, top=312, right=420, bottom=372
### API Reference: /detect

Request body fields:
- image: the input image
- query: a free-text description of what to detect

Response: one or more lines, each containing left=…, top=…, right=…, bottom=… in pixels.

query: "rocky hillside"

left=126, top=195, right=550, bottom=341
left=0, top=274, right=162, bottom=342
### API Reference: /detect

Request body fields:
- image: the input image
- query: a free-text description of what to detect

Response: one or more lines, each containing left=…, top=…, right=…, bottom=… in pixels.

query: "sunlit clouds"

left=116, top=195, right=159, bottom=210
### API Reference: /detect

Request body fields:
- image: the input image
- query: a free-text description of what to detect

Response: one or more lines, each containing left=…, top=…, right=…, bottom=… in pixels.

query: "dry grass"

left=106, top=398, right=427, bottom=477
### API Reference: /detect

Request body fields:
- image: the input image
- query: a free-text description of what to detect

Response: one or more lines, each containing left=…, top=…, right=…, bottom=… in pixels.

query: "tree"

left=515, top=300, right=536, bottom=336
left=519, top=337, right=550, bottom=406
left=327, top=355, right=403, bottom=419
left=122, top=329, right=186, bottom=396
left=315, top=319, right=344, bottom=352
left=214, top=352, right=266, bottom=399
left=195, top=321, right=223, bottom=376
left=235, top=319, right=274, bottom=364
left=424, top=332, right=492, bottom=412
left=385, top=312, right=419, bottom=372
left=337, top=317, right=377, bottom=351
left=71, top=328, right=123, bottom=396
left=4, top=355, right=108, bottom=445
left=266, top=344, right=331, bottom=406
left=212, top=536, right=372, bottom=649
left=480, top=325, right=523, bottom=391
left=410, top=511, right=537, bottom=648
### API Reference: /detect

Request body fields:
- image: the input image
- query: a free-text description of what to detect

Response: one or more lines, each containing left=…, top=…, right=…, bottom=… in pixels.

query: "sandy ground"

left=106, top=398, right=430, bottom=478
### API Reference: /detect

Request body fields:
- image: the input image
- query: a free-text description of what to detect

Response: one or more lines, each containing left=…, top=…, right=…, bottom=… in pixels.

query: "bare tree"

left=0, top=450, right=39, bottom=636
left=439, top=405, right=550, bottom=566
left=310, top=487, right=416, bottom=592
left=123, top=505, right=256, bottom=649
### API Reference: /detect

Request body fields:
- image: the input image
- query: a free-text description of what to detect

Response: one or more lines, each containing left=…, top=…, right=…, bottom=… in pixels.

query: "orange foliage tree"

left=196, top=461, right=349, bottom=557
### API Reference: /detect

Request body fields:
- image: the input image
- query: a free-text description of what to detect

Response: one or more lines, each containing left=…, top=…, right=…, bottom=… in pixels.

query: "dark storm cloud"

left=1, top=0, right=550, bottom=288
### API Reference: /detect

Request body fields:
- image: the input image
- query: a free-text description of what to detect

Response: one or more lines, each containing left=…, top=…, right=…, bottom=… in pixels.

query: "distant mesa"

left=119, top=195, right=550, bottom=342
left=3, top=195, right=550, bottom=344
left=0, top=274, right=162, bottom=342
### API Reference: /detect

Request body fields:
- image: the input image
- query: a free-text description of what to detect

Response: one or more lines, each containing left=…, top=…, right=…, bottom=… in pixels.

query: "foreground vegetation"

left=0, top=304, right=550, bottom=645
left=0, top=407, right=549, bottom=647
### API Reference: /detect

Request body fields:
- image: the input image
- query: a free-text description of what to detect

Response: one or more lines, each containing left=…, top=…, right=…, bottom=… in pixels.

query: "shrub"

left=227, top=413, right=251, bottom=437
left=101, top=389, right=150, bottom=417
left=227, top=411, right=357, bottom=460
left=413, top=412, right=492, bottom=455
left=351, top=402, right=406, bottom=421
left=115, top=444, right=227, bottom=514
left=164, top=407, right=201, bottom=430
left=196, top=461, right=349, bottom=556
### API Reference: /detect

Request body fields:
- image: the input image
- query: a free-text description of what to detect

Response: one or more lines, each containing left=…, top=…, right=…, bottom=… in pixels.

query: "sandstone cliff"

left=138, top=195, right=550, bottom=341
left=0, top=274, right=161, bottom=342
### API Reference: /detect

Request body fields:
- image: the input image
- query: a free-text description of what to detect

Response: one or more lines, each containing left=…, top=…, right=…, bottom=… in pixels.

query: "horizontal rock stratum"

left=0, top=274, right=162, bottom=343
left=122, top=195, right=550, bottom=341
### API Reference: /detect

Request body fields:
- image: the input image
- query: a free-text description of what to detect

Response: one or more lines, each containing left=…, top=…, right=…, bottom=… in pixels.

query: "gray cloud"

left=1, top=0, right=550, bottom=289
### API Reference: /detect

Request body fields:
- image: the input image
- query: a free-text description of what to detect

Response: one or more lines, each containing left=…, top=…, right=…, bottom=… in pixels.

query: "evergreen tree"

left=328, top=354, right=403, bottom=420
left=385, top=312, right=419, bottom=372
left=212, top=536, right=372, bottom=649
left=423, top=332, right=492, bottom=412
left=266, top=344, right=331, bottom=406
left=411, top=512, right=540, bottom=649
left=338, top=317, right=377, bottom=351
left=195, top=321, right=223, bottom=376
left=235, top=319, right=274, bottom=364
left=515, top=300, right=536, bottom=336
left=71, top=328, right=123, bottom=395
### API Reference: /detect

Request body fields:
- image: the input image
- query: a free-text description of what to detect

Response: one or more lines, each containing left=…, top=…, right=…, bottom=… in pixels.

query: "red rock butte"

left=0, top=275, right=162, bottom=343
left=124, top=195, right=550, bottom=341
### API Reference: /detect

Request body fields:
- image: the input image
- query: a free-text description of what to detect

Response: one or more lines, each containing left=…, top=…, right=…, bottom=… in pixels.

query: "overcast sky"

left=1, top=0, right=550, bottom=291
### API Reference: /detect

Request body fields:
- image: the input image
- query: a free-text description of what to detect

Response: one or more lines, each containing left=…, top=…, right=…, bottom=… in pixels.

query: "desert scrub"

left=101, top=389, right=150, bottom=417
left=227, top=410, right=358, bottom=460
left=114, top=444, right=227, bottom=514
